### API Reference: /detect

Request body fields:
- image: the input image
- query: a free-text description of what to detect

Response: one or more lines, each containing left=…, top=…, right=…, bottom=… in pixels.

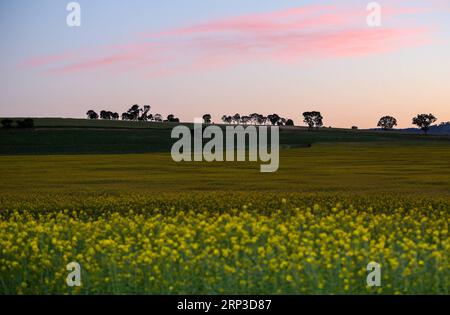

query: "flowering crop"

left=0, top=193, right=448, bottom=294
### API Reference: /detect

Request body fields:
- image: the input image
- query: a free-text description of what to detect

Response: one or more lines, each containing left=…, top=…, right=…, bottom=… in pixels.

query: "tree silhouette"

left=139, top=105, right=151, bottom=121
left=221, top=115, right=232, bottom=124
left=121, top=112, right=132, bottom=120
left=241, top=116, right=250, bottom=125
left=86, top=110, right=98, bottom=120
left=377, top=116, right=397, bottom=130
left=121, top=105, right=140, bottom=121
left=258, top=115, right=267, bottom=125
left=412, top=113, right=437, bottom=134
left=267, top=114, right=281, bottom=126
left=203, top=114, right=212, bottom=124
left=303, top=111, right=323, bottom=129
left=153, top=114, right=163, bottom=122
left=166, top=114, right=180, bottom=122
left=100, top=110, right=116, bottom=120
left=285, top=119, right=294, bottom=126
left=232, top=114, right=241, bottom=124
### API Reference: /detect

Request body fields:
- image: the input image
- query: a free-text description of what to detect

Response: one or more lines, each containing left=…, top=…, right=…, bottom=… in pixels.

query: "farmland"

left=1, top=118, right=449, bottom=155
left=0, top=120, right=449, bottom=294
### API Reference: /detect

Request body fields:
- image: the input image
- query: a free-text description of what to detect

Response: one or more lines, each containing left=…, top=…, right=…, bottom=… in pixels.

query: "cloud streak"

left=22, top=3, right=436, bottom=77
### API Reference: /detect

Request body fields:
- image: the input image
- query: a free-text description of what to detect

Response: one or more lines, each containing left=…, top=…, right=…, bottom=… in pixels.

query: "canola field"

left=0, top=144, right=449, bottom=294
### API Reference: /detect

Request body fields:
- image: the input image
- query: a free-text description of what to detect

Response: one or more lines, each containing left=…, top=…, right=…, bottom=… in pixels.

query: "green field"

left=0, top=119, right=449, bottom=294
left=1, top=118, right=449, bottom=155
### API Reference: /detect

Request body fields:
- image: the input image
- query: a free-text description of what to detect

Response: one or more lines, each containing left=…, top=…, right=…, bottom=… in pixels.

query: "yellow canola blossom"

left=0, top=194, right=449, bottom=294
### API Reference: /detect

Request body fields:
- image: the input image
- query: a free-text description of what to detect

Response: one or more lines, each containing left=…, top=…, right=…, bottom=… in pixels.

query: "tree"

left=153, top=114, right=163, bottom=122
left=86, top=110, right=98, bottom=120
left=122, top=112, right=132, bottom=120
left=121, top=105, right=141, bottom=121
left=221, top=115, right=232, bottom=124
left=249, top=113, right=260, bottom=125
left=412, top=113, right=437, bottom=134
left=232, top=114, right=241, bottom=124
left=285, top=119, right=294, bottom=126
left=100, top=110, right=114, bottom=120
left=257, top=115, right=267, bottom=125
left=203, top=114, right=212, bottom=124
left=377, top=116, right=397, bottom=130
left=303, top=111, right=323, bottom=129
left=267, top=114, right=281, bottom=126
left=139, top=105, right=151, bottom=121
left=167, top=114, right=179, bottom=122
left=111, top=112, right=119, bottom=120
left=1, top=119, right=14, bottom=129
left=241, top=116, right=250, bottom=125
left=127, top=105, right=140, bottom=120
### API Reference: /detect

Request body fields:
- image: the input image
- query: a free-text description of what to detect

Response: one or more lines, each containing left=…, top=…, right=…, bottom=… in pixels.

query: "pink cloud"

left=20, top=52, right=74, bottom=68
left=22, top=3, right=436, bottom=78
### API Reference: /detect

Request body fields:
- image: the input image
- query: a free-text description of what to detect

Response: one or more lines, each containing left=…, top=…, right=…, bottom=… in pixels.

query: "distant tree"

left=139, top=105, right=151, bottom=121
left=221, top=115, right=232, bottom=124
left=351, top=126, right=358, bottom=130
left=17, top=118, right=34, bottom=128
left=249, top=113, right=267, bottom=125
left=166, top=114, right=178, bottom=122
left=86, top=110, right=99, bottom=120
left=377, top=116, right=397, bottom=130
left=257, top=115, right=267, bottom=125
left=248, top=113, right=260, bottom=125
left=285, top=119, right=294, bottom=126
left=153, top=114, right=163, bottom=122
left=203, top=114, right=212, bottom=124
left=121, top=112, right=132, bottom=120
left=232, top=113, right=241, bottom=124
left=111, top=112, right=119, bottom=120
left=121, top=105, right=140, bottom=121
left=101, top=110, right=115, bottom=120
left=100, top=110, right=109, bottom=120
left=267, top=114, right=281, bottom=126
left=1, top=119, right=14, bottom=129
left=412, top=113, right=437, bottom=134
left=240, top=116, right=251, bottom=125
left=303, top=111, right=323, bottom=129
left=127, top=105, right=140, bottom=120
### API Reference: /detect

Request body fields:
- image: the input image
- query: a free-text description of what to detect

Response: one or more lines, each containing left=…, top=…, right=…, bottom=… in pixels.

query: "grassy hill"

left=1, top=117, right=450, bottom=155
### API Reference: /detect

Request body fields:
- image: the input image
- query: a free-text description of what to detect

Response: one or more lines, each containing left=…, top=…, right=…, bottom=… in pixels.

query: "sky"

left=0, top=0, right=449, bottom=128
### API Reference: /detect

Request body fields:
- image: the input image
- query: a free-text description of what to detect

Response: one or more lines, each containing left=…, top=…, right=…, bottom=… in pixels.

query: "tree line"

left=219, top=113, right=295, bottom=126
left=87, top=105, right=180, bottom=123
left=85, top=105, right=440, bottom=134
